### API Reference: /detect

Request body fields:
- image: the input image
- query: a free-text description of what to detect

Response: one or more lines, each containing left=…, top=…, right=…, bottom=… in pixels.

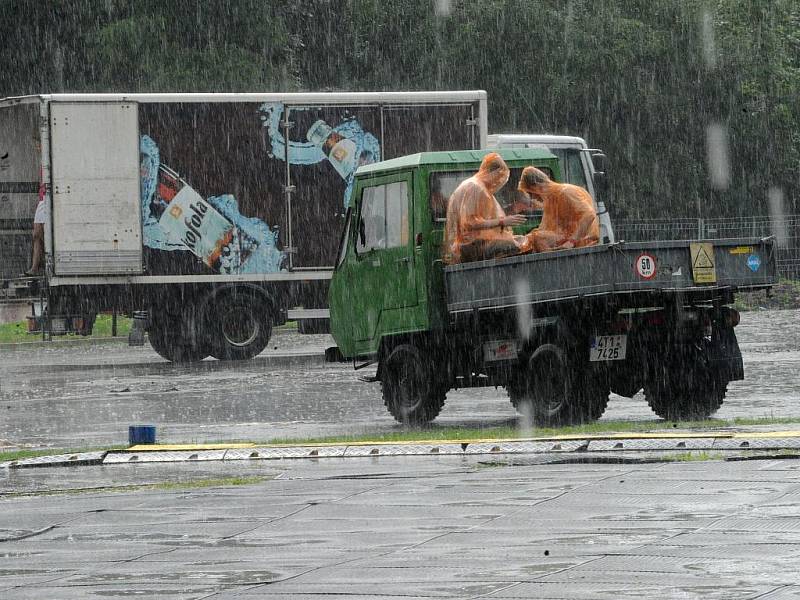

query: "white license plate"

left=483, top=340, right=518, bottom=362
left=590, top=335, right=627, bottom=362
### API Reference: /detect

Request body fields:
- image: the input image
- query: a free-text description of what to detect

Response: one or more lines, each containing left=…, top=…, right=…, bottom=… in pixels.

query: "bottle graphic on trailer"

left=306, top=119, right=358, bottom=180
left=154, top=165, right=250, bottom=274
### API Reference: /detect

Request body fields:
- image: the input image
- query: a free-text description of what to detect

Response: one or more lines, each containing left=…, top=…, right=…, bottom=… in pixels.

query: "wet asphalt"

left=1, top=309, right=799, bottom=597
left=0, top=309, right=799, bottom=450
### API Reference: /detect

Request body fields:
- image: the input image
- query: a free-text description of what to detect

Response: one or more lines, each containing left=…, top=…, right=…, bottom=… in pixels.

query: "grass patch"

left=659, top=451, right=725, bottom=462
left=91, top=314, right=132, bottom=337
left=0, top=314, right=131, bottom=344
left=146, top=475, right=268, bottom=491
left=735, top=278, right=800, bottom=311
left=2, top=476, right=270, bottom=498
left=256, top=416, right=800, bottom=446
left=0, top=446, right=126, bottom=463
left=0, top=320, right=33, bottom=343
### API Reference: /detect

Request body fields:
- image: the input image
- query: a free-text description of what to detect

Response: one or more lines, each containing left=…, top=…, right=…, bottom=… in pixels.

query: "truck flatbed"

left=444, top=237, right=776, bottom=313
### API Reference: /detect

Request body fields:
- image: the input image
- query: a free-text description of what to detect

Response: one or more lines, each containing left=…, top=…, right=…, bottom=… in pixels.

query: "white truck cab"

left=488, top=134, right=614, bottom=244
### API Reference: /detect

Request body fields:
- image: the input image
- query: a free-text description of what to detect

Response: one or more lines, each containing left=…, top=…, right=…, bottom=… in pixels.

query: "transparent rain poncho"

left=444, top=153, right=530, bottom=263
left=518, top=166, right=600, bottom=251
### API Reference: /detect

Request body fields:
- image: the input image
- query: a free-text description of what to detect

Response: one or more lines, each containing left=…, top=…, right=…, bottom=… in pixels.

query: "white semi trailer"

left=0, top=91, right=487, bottom=361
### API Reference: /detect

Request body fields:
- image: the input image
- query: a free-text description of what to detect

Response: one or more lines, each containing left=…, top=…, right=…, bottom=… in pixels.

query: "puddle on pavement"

left=73, top=569, right=280, bottom=585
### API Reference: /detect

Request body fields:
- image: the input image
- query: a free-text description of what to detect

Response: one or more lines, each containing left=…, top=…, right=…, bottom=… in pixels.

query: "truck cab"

left=488, top=134, right=614, bottom=244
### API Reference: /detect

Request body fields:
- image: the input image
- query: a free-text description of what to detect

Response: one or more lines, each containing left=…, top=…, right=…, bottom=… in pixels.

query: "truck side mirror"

left=591, top=152, right=607, bottom=173
left=591, top=153, right=609, bottom=197
left=593, top=170, right=608, bottom=191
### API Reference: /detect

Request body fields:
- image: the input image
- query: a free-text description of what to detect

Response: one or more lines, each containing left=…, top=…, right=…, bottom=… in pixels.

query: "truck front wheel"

left=381, top=343, right=447, bottom=425
left=508, top=343, right=609, bottom=427
left=209, top=293, right=273, bottom=361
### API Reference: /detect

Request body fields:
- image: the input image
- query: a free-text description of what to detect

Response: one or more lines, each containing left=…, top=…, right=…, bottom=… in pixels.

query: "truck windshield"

left=549, top=148, right=588, bottom=190
left=429, top=167, right=550, bottom=223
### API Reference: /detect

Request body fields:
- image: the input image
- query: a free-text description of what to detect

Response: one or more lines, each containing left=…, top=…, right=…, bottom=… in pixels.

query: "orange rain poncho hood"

left=444, top=153, right=525, bottom=263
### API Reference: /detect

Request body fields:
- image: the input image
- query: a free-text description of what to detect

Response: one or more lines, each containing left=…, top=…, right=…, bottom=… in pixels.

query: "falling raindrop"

left=768, top=187, right=788, bottom=249
left=701, top=10, right=716, bottom=70
left=514, top=278, right=530, bottom=341
left=705, top=122, right=730, bottom=190
left=433, top=0, right=452, bottom=17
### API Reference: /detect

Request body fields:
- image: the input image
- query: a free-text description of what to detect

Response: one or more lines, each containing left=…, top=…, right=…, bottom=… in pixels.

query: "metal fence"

left=614, top=215, right=800, bottom=280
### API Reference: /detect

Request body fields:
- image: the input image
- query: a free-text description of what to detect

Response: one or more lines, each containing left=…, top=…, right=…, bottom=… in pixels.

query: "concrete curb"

left=2, top=350, right=327, bottom=374
left=0, top=326, right=305, bottom=351
left=0, top=336, right=128, bottom=350
left=5, top=430, right=800, bottom=470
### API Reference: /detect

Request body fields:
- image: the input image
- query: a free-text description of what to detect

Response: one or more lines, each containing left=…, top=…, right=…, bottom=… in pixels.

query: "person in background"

left=25, top=134, right=46, bottom=276
left=518, top=166, right=599, bottom=251
left=444, top=153, right=528, bottom=263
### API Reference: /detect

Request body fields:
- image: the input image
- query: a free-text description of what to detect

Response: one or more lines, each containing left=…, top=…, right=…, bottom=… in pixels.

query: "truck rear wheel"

left=209, top=293, right=272, bottom=361
left=381, top=343, right=447, bottom=425
left=644, top=346, right=727, bottom=421
left=148, top=314, right=210, bottom=363
left=507, top=343, right=609, bottom=427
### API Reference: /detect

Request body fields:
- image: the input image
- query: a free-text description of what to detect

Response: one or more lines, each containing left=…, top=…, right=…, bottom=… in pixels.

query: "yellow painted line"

left=733, top=430, right=800, bottom=439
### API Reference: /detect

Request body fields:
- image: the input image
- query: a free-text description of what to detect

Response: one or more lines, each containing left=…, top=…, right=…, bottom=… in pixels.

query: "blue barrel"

left=129, top=425, right=156, bottom=445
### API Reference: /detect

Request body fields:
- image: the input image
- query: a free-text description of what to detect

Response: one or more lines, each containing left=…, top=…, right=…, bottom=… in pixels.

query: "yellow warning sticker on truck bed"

left=690, top=242, right=717, bottom=283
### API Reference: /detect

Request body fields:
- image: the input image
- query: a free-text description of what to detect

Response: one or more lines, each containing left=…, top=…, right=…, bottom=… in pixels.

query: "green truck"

left=328, top=148, right=777, bottom=426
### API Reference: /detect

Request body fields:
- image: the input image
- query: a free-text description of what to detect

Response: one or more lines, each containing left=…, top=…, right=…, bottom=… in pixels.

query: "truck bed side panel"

left=444, top=239, right=776, bottom=313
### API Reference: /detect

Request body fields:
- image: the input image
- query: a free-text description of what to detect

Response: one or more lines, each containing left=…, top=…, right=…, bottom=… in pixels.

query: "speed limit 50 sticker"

left=635, top=253, right=657, bottom=279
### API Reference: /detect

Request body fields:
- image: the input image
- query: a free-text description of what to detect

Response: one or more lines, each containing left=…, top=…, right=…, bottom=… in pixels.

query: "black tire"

left=381, top=343, right=447, bottom=425
left=644, top=343, right=727, bottom=421
left=507, top=343, right=609, bottom=427
left=209, top=293, right=272, bottom=361
left=148, top=315, right=210, bottom=363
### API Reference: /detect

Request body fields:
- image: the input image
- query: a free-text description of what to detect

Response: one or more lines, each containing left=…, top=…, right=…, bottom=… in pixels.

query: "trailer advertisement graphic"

left=138, top=102, right=383, bottom=274
left=258, top=102, right=381, bottom=208
left=140, top=134, right=284, bottom=275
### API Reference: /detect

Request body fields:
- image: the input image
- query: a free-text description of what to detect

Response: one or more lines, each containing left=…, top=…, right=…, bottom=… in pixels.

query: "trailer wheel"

left=507, top=343, right=608, bottom=427
left=644, top=346, right=727, bottom=421
left=148, top=315, right=210, bottom=363
left=381, top=343, right=447, bottom=425
left=209, top=293, right=272, bottom=361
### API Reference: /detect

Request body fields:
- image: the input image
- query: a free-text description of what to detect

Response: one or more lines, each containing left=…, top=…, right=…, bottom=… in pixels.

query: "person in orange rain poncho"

left=518, top=166, right=600, bottom=251
left=444, top=153, right=531, bottom=263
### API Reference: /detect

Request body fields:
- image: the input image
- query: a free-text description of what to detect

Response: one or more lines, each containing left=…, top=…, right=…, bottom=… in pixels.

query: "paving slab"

left=3, top=452, right=800, bottom=598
